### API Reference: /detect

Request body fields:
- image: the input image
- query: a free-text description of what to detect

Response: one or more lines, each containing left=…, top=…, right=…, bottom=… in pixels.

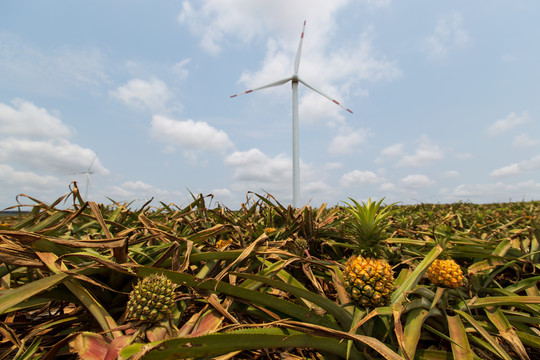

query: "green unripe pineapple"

left=126, top=274, right=176, bottom=322
left=294, top=237, right=309, bottom=253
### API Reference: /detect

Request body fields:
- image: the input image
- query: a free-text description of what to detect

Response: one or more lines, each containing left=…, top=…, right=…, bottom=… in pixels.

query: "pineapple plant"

left=426, top=258, right=464, bottom=289
left=126, top=274, right=176, bottom=322
left=342, top=198, right=396, bottom=307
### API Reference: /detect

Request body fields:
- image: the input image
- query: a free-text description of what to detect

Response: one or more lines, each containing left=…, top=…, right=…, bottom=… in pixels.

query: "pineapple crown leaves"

left=341, top=198, right=398, bottom=252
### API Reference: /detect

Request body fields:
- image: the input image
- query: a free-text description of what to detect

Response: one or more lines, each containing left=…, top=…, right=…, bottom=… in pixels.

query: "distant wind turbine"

left=72, top=155, right=96, bottom=201
left=231, top=20, right=353, bottom=207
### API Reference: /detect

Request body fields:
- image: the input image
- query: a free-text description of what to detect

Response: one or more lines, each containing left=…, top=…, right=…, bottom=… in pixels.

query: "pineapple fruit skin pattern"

left=426, top=259, right=464, bottom=289
left=126, top=274, right=176, bottom=322
left=344, top=255, right=395, bottom=307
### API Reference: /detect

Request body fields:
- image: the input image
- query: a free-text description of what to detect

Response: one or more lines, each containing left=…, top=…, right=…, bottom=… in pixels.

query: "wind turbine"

left=231, top=20, right=353, bottom=207
left=72, top=155, right=96, bottom=201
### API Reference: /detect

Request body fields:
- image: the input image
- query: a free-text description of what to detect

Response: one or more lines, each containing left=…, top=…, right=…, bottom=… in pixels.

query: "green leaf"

left=515, top=330, right=540, bottom=350
left=36, top=252, right=121, bottom=338
left=454, top=310, right=513, bottom=360
left=447, top=314, right=473, bottom=360
left=0, top=273, right=68, bottom=315
left=132, top=325, right=405, bottom=360
left=415, top=349, right=453, bottom=360
left=504, top=276, right=540, bottom=294
left=129, top=328, right=346, bottom=359
left=484, top=306, right=530, bottom=360
left=467, top=296, right=540, bottom=315
left=14, top=338, right=41, bottom=360
left=233, top=272, right=352, bottom=330
left=391, top=245, right=443, bottom=305
left=401, top=308, right=430, bottom=359
left=342, top=198, right=397, bottom=247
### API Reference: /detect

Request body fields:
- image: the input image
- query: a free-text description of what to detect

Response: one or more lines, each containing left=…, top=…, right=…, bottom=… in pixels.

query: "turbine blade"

left=298, top=77, right=353, bottom=114
left=88, top=155, right=97, bottom=172
left=230, top=76, right=292, bottom=98
left=294, top=20, right=307, bottom=76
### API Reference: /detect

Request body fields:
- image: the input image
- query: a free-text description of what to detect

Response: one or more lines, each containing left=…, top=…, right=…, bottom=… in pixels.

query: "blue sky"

left=1, top=0, right=539, bottom=210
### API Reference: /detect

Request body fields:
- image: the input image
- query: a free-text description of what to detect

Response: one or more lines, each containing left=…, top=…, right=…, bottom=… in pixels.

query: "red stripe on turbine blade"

left=347, top=109, right=353, bottom=114
left=246, top=90, right=253, bottom=94
left=230, top=95, right=237, bottom=98
left=332, top=100, right=340, bottom=105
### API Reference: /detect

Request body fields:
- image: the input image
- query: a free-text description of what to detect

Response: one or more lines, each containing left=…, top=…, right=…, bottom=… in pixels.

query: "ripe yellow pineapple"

left=264, top=227, right=277, bottom=234
left=126, top=274, right=176, bottom=322
left=342, top=198, right=397, bottom=307
left=216, top=238, right=233, bottom=249
left=344, top=255, right=394, bottom=307
left=426, top=259, right=464, bottom=288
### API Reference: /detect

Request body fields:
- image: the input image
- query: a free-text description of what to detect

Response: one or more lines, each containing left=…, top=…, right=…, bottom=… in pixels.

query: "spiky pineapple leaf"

left=0, top=273, right=68, bottom=315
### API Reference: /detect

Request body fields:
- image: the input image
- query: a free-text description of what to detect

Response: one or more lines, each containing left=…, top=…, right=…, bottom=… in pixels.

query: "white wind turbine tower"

left=231, top=20, right=353, bottom=207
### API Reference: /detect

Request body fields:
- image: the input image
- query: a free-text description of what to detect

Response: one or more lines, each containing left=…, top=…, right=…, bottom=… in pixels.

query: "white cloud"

left=399, top=136, right=443, bottom=167
left=487, top=111, right=530, bottom=136
left=109, top=180, right=179, bottom=202
left=325, top=162, right=343, bottom=170
left=490, top=155, right=540, bottom=178
left=490, top=164, right=520, bottom=178
left=0, top=138, right=109, bottom=175
left=376, top=143, right=404, bottom=163
left=381, top=143, right=404, bottom=157
left=211, top=188, right=233, bottom=199
left=172, top=58, right=191, bottom=80
left=423, top=12, right=469, bottom=59
left=0, top=33, right=107, bottom=94
left=179, top=0, right=350, bottom=54
left=122, top=180, right=156, bottom=192
left=0, top=164, right=59, bottom=188
left=0, top=99, right=109, bottom=178
left=512, top=133, right=539, bottom=147
left=224, top=148, right=291, bottom=195
left=401, top=174, right=435, bottom=189
left=448, top=180, right=540, bottom=202
left=378, top=136, right=443, bottom=167
left=150, top=115, right=234, bottom=153
left=299, top=90, right=347, bottom=127
left=328, top=128, right=369, bottom=154
left=303, top=180, right=332, bottom=195
left=378, top=182, right=395, bottom=191
left=224, top=148, right=334, bottom=204
left=225, top=148, right=289, bottom=182
left=110, top=78, right=173, bottom=112
left=340, top=170, right=382, bottom=187
left=0, top=99, right=71, bottom=139
left=443, top=170, right=460, bottom=178
left=359, top=0, right=391, bottom=7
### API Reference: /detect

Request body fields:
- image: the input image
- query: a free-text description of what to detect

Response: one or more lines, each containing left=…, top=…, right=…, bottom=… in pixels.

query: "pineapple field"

left=0, top=184, right=539, bottom=359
